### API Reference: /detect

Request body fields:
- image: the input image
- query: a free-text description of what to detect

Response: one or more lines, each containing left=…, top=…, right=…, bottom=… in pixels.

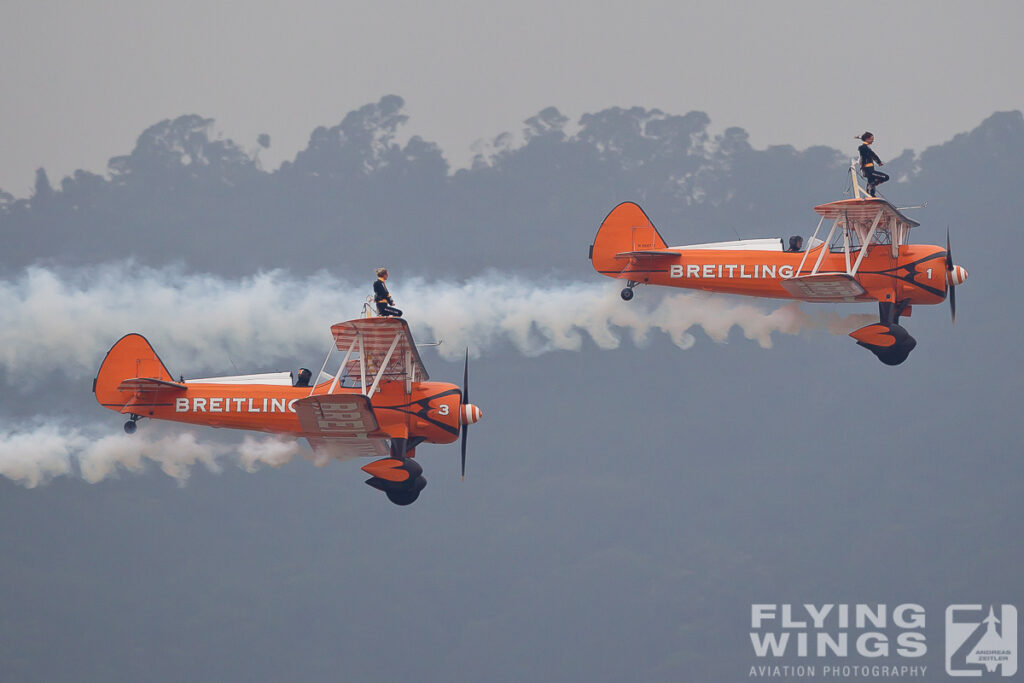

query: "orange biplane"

left=590, top=164, right=968, bottom=365
left=94, top=317, right=481, bottom=505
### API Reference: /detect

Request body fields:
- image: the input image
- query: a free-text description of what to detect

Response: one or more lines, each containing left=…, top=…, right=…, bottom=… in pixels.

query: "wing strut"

left=849, top=208, right=884, bottom=276
left=366, top=332, right=402, bottom=397
left=850, top=159, right=867, bottom=199
left=809, top=218, right=841, bottom=275
left=795, top=214, right=825, bottom=275
left=405, top=346, right=415, bottom=394
left=312, top=343, right=335, bottom=396
left=324, top=336, right=359, bottom=396
left=358, top=333, right=367, bottom=394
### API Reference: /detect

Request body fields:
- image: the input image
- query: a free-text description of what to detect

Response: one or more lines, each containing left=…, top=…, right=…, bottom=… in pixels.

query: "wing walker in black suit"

left=857, top=131, right=889, bottom=197
left=373, top=268, right=403, bottom=318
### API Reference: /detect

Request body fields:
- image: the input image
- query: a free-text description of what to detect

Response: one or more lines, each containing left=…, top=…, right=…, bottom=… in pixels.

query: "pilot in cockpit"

left=294, top=367, right=312, bottom=387
left=787, top=235, right=804, bottom=252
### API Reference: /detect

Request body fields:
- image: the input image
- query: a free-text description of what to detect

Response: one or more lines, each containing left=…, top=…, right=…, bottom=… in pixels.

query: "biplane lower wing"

left=294, top=394, right=390, bottom=462
left=780, top=273, right=868, bottom=301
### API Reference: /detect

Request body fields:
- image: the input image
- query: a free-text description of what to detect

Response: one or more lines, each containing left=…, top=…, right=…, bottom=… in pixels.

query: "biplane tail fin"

left=93, top=334, right=175, bottom=408
left=590, top=202, right=668, bottom=277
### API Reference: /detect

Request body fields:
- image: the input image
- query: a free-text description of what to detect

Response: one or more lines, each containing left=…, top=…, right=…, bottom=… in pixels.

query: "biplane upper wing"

left=293, top=394, right=390, bottom=462
left=814, top=197, right=920, bottom=229
left=330, top=317, right=429, bottom=384
left=780, top=273, right=869, bottom=301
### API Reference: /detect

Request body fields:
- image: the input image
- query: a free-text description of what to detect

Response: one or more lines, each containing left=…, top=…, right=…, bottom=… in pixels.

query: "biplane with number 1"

left=590, top=163, right=968, bottom=365
left=94, top=317, right=481, bottom=505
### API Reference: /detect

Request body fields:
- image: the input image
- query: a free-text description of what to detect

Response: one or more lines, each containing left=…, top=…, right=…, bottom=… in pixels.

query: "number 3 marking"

left=438, top=404, right=449, bottom=416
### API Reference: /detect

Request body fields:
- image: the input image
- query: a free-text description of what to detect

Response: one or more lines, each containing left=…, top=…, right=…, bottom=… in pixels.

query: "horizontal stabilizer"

left=614, top=249, right=679, bottom=261
left=780, top=273, right=867, bottom=301
left=116, top=377, right=187, bottom=393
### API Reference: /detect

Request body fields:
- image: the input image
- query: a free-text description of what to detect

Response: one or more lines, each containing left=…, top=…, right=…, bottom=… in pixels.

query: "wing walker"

left=94, top=315, right=481, bottom=506
left=590, top=162, right=968, bottom=365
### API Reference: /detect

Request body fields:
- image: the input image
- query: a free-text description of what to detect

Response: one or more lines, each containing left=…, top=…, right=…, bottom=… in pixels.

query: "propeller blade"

left=462, top=348, right=469, bottom=405
left=461, top=424, right=468, bottom=480
left=945, top=228, right=954, bottom=271
left=949, top=281, right=957, bottom=324
left=461, top=349, right=469, bottom=479
left=946, top=228, right=956, bottom=324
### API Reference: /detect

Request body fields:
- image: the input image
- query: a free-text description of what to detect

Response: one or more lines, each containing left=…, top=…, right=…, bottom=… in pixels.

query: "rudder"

left=589, top=202, right=667, bottom=277
left=93, top=334, right=174, bottom=409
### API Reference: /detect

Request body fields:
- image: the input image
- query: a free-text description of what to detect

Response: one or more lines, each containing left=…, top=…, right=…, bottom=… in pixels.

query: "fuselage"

left=106, top=379, right=464, bottom=445
left=614, top=243, right=948, bottom=306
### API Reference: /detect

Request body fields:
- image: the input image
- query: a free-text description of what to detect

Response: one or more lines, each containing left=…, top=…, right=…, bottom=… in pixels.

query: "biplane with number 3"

left=590, top=163, right=968, bottom=365
left=94, top=316, right=481, bottom=505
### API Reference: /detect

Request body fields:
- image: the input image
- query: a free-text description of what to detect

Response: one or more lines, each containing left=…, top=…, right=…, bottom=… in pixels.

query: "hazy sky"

left=3, top=4, right=1023, bottom=678
left=2, top=0, right=1022, bottom=193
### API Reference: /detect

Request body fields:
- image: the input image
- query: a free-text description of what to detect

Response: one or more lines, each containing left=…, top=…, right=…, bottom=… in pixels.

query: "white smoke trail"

left=0, top=422, right=300, bottom=488
left=0, top=263, right=874, bottom=382
left=0, top=263, right=875, bottom=487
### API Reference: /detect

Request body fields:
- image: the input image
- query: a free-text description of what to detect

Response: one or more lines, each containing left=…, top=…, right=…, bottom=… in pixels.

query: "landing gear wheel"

left=620, top=287, right=634, bottom=301
left=123, top=420, right=137, bottom=434
left=383, top=476, right=427, bottom=506
left=385, top=488, right=421, bottom=506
